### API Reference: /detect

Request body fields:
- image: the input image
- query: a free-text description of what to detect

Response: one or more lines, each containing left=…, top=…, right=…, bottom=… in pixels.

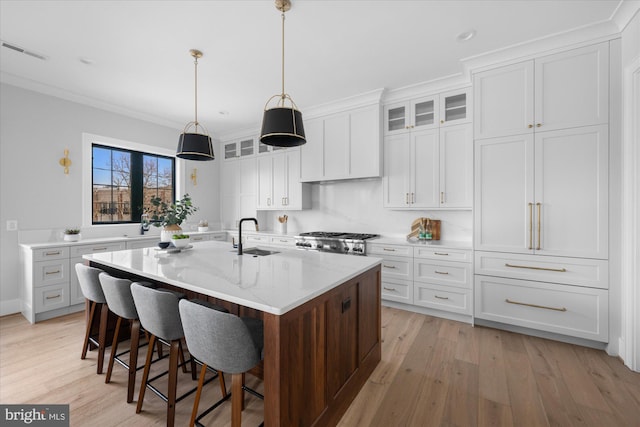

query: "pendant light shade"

left=176, top=49, right=215, bottom=161
left=260, top=0, right=306, bottom=147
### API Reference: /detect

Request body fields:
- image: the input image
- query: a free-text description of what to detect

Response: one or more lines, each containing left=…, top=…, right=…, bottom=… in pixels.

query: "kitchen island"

left=84, top=240, right=382, bottom=427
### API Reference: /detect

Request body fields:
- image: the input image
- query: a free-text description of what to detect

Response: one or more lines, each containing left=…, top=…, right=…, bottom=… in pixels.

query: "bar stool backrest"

left=98, top=273, right=139, bottom=320
left=75, top=263, right=106, bottom=304
left=131, top=282, right=184, bottom=342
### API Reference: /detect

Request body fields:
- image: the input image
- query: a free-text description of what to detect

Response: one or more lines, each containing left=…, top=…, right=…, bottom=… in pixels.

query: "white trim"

left=81, top=133, right=185, bottom=228
left=621, top=55, right=640, bottom=372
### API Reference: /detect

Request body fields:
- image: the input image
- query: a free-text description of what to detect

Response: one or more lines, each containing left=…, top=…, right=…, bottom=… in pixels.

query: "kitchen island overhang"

left=84, top=241, right=382, bottom=426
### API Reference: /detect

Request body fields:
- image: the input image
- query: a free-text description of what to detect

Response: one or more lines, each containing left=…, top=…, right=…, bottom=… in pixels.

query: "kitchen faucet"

left=140, top=213, right=150, bottom=235
left=237, top=217, right=259, bottom=255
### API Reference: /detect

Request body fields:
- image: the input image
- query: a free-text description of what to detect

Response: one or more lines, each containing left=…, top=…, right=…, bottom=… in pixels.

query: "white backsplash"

left=264, top=178, right=472, bottom=241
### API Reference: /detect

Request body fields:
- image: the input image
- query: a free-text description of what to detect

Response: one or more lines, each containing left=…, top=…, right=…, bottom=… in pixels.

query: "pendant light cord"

left=194, top=55, right=199, bottom=130
left=281, top=10, right=286, bottom=106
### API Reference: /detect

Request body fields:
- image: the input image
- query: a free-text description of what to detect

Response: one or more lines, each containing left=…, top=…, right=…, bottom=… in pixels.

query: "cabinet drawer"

left=381, top=278, right=413, bottom=304
left=35, top=283, right=70, bottom=313
left=33, top=247, right=69, bottom=262
left=380, top=256, right=413, bottom=281
left=474, top=251, right=608, bottom=289
left=70, top=242, right=125, bottom=257
left=125, top=239, right=157, bottom=249
left=34, top=259, right=70, bottom=288
left=367, top=243, right=413, bottom=257
left=246, top=235, right=267, bottom=244
left=210, top=233, right=227, bottom=241
left=414, top=246, right=471, bottom=262
left=474, top=275, right=608, bottom=342
left=190, top=234, right=210, bottom=242
left=414, top=282, right=472, bottom=315
left=414, top=259, right=471, bottom=289
left=270, top=236, right=296, bottom=246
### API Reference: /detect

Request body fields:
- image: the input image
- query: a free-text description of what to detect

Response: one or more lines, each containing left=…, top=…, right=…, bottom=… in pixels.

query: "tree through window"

left=92, top=144, right=175, bottom=224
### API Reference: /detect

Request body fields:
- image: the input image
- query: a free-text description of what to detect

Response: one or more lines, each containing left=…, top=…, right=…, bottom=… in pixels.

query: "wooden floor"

left=1, top=307, right=639, bottom=427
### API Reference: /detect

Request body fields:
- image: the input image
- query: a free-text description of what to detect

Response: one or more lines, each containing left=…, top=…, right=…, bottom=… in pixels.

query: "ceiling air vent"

left=1, top=41, right=48, bottom=60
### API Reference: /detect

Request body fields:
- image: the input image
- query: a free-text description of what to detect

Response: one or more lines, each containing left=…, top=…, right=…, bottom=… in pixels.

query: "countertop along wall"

left=0, top=84, right=221, bottom=315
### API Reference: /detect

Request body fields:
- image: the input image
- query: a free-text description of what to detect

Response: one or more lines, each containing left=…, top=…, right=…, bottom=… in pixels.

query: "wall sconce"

left=190, top=168, right=197, bottom=186
left=59, top=149, right=71, bottom=174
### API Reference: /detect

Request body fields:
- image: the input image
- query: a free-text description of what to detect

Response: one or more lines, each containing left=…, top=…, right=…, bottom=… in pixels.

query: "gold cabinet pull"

left=45, top=270, right=61, bottom=275
left=383, top=287, right=397, bottom=292
left=505, top=263, right=567, bottom=272
left=536, top=123, right=542, bottom=127
left=383, top=248, right=396, bottom=252
left=435, top=295, right=449, bottom=300
left=383, top=265, right=397, bottom=269
left=440, top=192, right=444, bottom=204
left=435, top=270, right=449, bottom=275
left=92, top=247, right=108, bottom=251
left=46, top=294, right=61, bottom=300
left=440, top=119, right=444, bottom=124
left=505, top=298, right=566, bottom=312
left=45, top=251, right=61, bottom=256
left=528, top=124, right=533, bottom=129
left=411, top=192, right=415, bottom=203
left=536, top=203, right=541, bottom=250
left=434, top=252, right=449, bottom=256
left=528, top=202, right=533, bottom=250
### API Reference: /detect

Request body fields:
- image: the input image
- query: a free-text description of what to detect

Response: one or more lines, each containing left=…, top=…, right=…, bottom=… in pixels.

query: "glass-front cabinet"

left=439, top=87, right=471, bottom=127
left=224, top=137, right=255, bottom=160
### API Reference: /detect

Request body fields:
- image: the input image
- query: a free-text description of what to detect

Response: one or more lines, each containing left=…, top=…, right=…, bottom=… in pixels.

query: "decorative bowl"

left=157, top=241, right=171, bottom=249
left=171, top=236, right=191, bottom=248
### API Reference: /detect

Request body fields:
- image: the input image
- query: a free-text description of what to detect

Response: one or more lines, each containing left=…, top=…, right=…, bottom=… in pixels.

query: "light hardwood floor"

left=1, top=306, right=639, bottom=426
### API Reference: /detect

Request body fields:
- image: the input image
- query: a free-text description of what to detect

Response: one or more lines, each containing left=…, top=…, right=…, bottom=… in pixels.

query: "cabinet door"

left=239, top=157, right=257, bottom=218
left=382, top=134, right=411, bottom=207
left=473, top=61, right=534, bottom=140
left=257, top=155, right=273, bottom=209
left=384, top=102, right=409, bottom=135
left=440, top=124, right=473, bottom=208
left=534, top=125, right=608, bottom=259
left=474, top=135, right=534, bottom=253
left=284, top=150, right=303, bottom=209
left=327, top=282, right=358, bottom=398
left=350, top=105, right=381, bottom=179
left=300, top=117, right=324, bottom=182
left=324, top=113, right=350, bottom=179
left=534, top=42, right=609, bottom=132
left=411, top=128, right=439, bottom=207
left=439, top=87, right=471, bottom=126
left=220, top=159, right=239, bottom=228
left=411, top=96, right=439, bottom=131
left=272, top=153, right=287, bottom=208
left=223, top=141, right=238, bottom=160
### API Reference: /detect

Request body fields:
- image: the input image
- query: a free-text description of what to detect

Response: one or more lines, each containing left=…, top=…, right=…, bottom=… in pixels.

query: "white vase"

left=64, top=233, right=80, bottom=242
left=161, top=225, right=182, bottom=242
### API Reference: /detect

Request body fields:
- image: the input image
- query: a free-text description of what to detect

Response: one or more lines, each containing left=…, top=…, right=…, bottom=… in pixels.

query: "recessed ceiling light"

left=218, top=110, right=229, bottom=116
left=456, top=30, right=476, bottom=42
left=79, top=57, right=94, bottom=65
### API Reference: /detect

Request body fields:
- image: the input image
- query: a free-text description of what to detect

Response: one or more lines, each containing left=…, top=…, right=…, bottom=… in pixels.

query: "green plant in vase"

left=148, top=194, right=198, bottom=241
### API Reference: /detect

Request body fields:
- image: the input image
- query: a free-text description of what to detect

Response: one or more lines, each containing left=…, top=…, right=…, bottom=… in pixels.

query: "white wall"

left=263, top=178, right=472, bottom=241
left=0, top=84, right=220, bottom=314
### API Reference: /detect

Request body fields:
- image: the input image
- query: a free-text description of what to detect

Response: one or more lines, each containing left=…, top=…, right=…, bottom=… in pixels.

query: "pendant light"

left=176, top=49, right=215, bottom=161
left=259, top=0, right=306, bottom=147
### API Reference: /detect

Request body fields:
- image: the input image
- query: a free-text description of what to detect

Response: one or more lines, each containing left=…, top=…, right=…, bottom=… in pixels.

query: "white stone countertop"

left=83, top=240, right=382, bottom=315
left=368, top=236, right=472, bottom=250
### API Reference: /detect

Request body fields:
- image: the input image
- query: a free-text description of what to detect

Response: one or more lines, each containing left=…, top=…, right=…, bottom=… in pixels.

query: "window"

left=91, top=144, right=175, bottom=224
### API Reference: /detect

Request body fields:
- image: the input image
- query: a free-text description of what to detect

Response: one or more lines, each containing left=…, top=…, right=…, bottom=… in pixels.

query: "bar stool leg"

left=167, top=340, right=180, bottom=427
left=97, top=302, right=109, bottom=374
left=136, top=334, right=156, bottom=414
left=231, top=373, right=243, bottom=427
left=105, top=316, right=122, bottom=383
left=189, top=363, right=208, bottom=427
left=81, top=301, right=97, bottom=360
left=127, top=319, right=141, bottom=403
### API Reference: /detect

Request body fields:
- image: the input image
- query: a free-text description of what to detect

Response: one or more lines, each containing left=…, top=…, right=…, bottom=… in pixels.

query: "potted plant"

left=148, top=194, right=198, bottom=242
left=171, top=233, right=191, bottom=248
left=198, top=219, right=209, bottom=232
left=63, top=228, right=81, bottom=242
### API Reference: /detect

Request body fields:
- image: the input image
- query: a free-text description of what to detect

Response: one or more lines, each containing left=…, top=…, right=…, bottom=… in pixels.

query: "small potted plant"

left=148, top=194, right=198, bottom=242
left=63, top=228, right=81, bottom=242
left=171, top=233, right=191, bottom=248
left=198, top=219, right=209, bottom=232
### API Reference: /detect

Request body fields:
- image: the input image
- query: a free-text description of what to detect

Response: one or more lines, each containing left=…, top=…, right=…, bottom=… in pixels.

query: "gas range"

left=294, top=232, right=379, bottom=256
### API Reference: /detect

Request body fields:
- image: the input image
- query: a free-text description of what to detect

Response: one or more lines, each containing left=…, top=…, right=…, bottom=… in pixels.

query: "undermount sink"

left=240, top=248, right=280, bottom=256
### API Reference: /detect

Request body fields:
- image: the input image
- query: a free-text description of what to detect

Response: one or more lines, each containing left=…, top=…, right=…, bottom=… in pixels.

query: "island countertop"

left=83, top=240, right=382, bottom=315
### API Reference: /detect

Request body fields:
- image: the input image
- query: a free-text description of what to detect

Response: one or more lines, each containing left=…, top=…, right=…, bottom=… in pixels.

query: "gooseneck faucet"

left=237, top=218, right=259, bottom=255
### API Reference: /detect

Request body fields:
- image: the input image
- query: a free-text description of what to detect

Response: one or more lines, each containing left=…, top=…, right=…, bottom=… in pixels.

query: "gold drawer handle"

left=45, top=251, right=61, bottom=256
left=383, top=248, right=396, bottom=252
left=505, top=298, right=567, bottom=312
left=435, top=270, right=449, bottom=275
left=434, top=252, right=449, bottom=256
left=92, top=247, right=108, bottom=251
left=435, top=295, right=449, bottom=300
left=45, top=270, right=61, bottom=275
left=383, top=287, right=397, bottom=292
left=383, top=265, right=397, bottom=269
left=46, top=294, right=61, bottom=300
left=505, top=263, right=566, bottom=272
left=279, top=240, right=289, bottom=243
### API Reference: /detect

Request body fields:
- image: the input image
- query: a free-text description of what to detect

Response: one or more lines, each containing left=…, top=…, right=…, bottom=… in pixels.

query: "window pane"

left=92, top=168, right=111, bottom=186
left=92, top=146, right=111, bottom=169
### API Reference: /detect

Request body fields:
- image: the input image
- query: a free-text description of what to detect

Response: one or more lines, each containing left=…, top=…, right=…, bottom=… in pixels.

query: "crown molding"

left=302, top=88, right=385, bottom=119
left=610, top=0, right=640, bottom=32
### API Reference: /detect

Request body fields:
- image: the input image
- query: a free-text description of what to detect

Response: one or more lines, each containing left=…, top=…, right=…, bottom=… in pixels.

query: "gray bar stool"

left=75, top=263, right=109, bottom=374
left=98, top=272, right=156, bottom=403
left=179, top=299, right=264, bottom=427
left=131, top=283, right=227, bottom=427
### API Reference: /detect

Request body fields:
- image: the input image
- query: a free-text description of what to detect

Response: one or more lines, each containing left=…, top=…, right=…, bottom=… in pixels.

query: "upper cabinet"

left=224, top=136, right=256, bottom=160
left=300, top=104, right=382, bottom=182
left=257, top=148, right=311, bottom=211
left=473, top=42, right=609, bottom=140
left=384, top=87, right=471, bottom=136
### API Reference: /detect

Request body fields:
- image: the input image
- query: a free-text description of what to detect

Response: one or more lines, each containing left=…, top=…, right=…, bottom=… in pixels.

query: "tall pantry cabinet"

left=473, top=42, right=610, bottom=342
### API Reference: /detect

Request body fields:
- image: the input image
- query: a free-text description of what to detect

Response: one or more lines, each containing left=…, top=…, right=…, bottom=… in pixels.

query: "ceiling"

left=0, top=0, right=630, bottom=138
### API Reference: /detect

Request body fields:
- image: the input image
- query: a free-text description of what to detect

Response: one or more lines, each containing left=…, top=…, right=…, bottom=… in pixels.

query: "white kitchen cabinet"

left=439, top=123, right=473, bottom=208
left=368, top=243, right=414, bottom=305
left=439, top=87, right=472, bottom=127
left=257, top=149, right=310, bottom=211
left=474, top=125, right=608, bottom=259
left=474, top=42, right=609, bottom=140
left=384, top=95, right=439, bottom=135
left=224, top=136, right=255, bottom=160
left=221, top=156, right=257, bottom=228
left=125, top=238, right=157, bottom=249
left=69, top=242, right=126, bottom=305
left=300, top=104, right=381, bottom=182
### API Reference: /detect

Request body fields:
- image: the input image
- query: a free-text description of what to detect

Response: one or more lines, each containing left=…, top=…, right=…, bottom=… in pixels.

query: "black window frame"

left=91, top=143, right=176, bottom=225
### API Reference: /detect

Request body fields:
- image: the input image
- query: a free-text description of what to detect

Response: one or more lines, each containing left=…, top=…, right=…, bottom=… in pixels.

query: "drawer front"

left=35, top=283, right=70, bottom=313
left=270, top=236, right=296, bottom=247
left=414, top=259, right=472, bottom=289
left=414, top=282, right=472, bottom=315
left=210, top=233, right=227, bottom=241
left=367, top=243, right=413, bottom=258
left=414, top=247, right=471, bottom=262
left=474, top=275, right=608, bottom=342
left=34, top=259, right=70, bottom=288
left=70, top=242, right=125, bottom=257
left=381, top=278, right=413, bottom=304
left=190, top=234, right=210, bottom=243
left=380, top=256, right=413, bottom=280
left=475, top=251, right=608, bottom=289
left=246, top=235, right=268, bottom=244
left=33, top=247, right=69, bottom=262
left=125, top=239, right=157, bottom=249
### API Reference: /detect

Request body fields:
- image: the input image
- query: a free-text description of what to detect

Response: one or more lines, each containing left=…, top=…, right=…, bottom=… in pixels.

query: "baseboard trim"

left=0, top=299, right=21, bottom=317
